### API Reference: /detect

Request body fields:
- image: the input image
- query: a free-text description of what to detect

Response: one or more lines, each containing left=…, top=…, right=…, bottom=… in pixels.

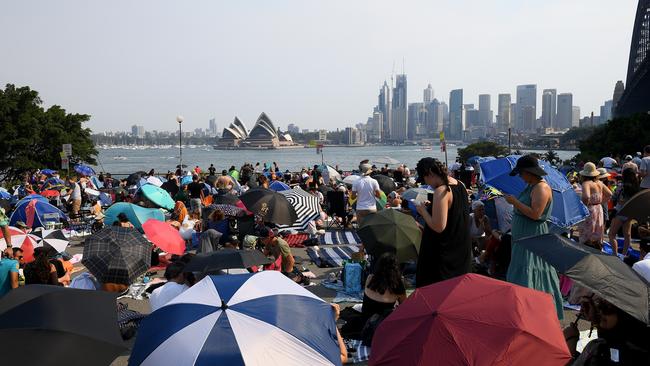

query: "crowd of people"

left=1, top=146, right=649, bottom=364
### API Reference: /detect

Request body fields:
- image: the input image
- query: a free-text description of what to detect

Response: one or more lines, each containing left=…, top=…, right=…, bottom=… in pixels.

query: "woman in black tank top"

left=415, top=158, right=472, bottom=287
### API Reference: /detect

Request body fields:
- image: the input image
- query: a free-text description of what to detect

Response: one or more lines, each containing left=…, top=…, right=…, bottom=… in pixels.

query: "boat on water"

left=113, top=156, right=128, bottom=160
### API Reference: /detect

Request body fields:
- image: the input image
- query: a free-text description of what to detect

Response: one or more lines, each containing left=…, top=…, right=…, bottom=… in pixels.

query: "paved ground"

left=66, top=239, right=589, bottom=365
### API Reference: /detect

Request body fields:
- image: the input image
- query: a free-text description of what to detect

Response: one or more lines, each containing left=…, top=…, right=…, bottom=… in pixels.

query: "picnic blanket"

left=320, top=230, right=362, bottom=245
left=344, top=339, right=371, bottom=364
left=283, top=233, right=309, bottom=248
left=307, top=245, right=360, bottom=267
left=320, top=280, right=363, bottom=303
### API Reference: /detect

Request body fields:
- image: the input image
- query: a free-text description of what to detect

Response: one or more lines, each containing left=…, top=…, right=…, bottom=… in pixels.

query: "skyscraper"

left=425, top=99, right=443, bottom=135
left=391, top=74, right=408, bottom=142
left=423, top=84, right=434, bottom=104
left=572, top=106, right=581, bottom=127
left=541, top=89, right=557, bottom=129
left=516, top=85, right=537, bottom=132
left=497, top=94, right=511, bottom=132
left=208, top=118, right=218, bottom=137
left=449, top=89, right=464, bottom=140
left=478, top=94, right=492, bottom=128
left=408, top=103, right=425, bottom=139
left=556, top=93, right=573, bottom=130
left=612, top=80, right=625, bottom=115
left=378, top=81, right=391, bottom=141
left=600, top=100, right=614, bottom=123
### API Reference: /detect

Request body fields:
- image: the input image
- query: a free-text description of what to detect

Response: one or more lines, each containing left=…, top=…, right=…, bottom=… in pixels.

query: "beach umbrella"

left=239, top=188, right=298, bottom=225
left=358, top=210, right=421, bottom=263
left=0, top=285, right=127, bottom=366
left=516, top=233, right=650, bottom=324
left=16, top=193, right=48, bottom=205
left=139, top=184, right=175, bottom=210
left=104, top=202, right=165, bottom=231
left=401, top=187, right=434, bottom=204
left=9, top=198, right=67, bottom=229
left=370, top=273, right=571, bottom=366
left=276, top=187, right=322, bottom=231
left=180, top=175, right=193, bottom=186
left=145, top=176, right=163, bottom=187
left=40, top=189, right=60, bottom=199
left=40, top=169, right=57, bottom=176
left=269, top=180, right=291, bottom=192
left=373, top=156, right=400, bottom=165
left=318, top=164, right=341, bottom=184
left=82, top=226, right=152, bottom=285
left=184, top=249, right=271, bottom=274
left=479, top=155, right=589, bottom=227
left=129, top=271, right=341, bottom=366
left=0, top=226, right=39, bottom=255
left=618, top=189, right=650, bottom=223
left=31, top=229, right=70, bottom=254
left=341, top=174, right=360, bottom=186
left=74, top=164, right=96, bottom=177
left=142, top=219, right=185, bottom=255
left=98, top=192, right=113, bottom=206
left=372, top=174, right=396, bottom=195
left=206, top=204, right=245, bottom=217
left=126, top=172, right=143, bottom=186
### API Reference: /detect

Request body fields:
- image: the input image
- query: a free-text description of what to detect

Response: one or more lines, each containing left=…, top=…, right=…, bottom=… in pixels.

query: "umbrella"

left=0, top=285, right=127, bottom=366
left=31, top=229, right=70, bottom=255
left=269, top=180, right=291, bottom=192
left=40, top=189, right=60, bottom=198
left=207, top=204, right=245, bottom=217
left=74, top=164, right=96, bottom=176
left=370, top=273, right=571, bottom=366
left=372, top=174, right=396, bottom=195
left=184, top=249, right=272, bottom=273
left=0, top=227, right=39, bottom=257
left=358, top=209, right=421, bottom=263
left=139, top=184, right=175, bottom=210
left=213, top=193, right=240, bottom=205
left=127, top=172, right=143, bottom=186
left=618, top=189, right=650, bottom=223
left=129, top=271, right=341, bottom=366
left=239, top=188, right=298, bottom=225
left=318, top=164, right=341, bottom=184
left=90, top=176, right=104, bottom=189
left=401, top=187, right=434, bottom=204
left=342, top=174, right=360, bottom=185
left=180, top=175, right=193, bottom=186
left=104, top=202, right=165, bottom=231
left=142, top=219, right=185, bottom=255
left=276, top=187, right=322, bottom=231
left=40, top=169, right=57, bottom=175
left=480, top=155, right=589, bottom=227
left=82, top=226, right=152, bottom=285
left=145, top=176, right=163, bottom=187
left=176, top=164, right=188, bottom=169
left=516, top=233, right=650, bottom=324
left=9, top=198, right=67, bottom=229
left=373, top=156, right=400, bottom=165
left=99, top=192, right=113, bottom=206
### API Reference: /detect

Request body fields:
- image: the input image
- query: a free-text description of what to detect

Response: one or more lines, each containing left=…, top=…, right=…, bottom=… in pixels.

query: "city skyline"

left=0, top=1, right=638, bottom=132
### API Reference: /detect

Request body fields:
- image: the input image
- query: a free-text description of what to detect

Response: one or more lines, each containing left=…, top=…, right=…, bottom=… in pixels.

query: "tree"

left=457, top=141, right=509, bottom=162
left=576, top=114, right=650, bottom=162
left=0, top=84, right=97, bottom=184
left=544, top=149, right=560, bottom=164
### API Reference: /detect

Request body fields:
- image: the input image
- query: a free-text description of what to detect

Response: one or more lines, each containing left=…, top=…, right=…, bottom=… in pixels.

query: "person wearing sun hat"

left=578, top=162, right=612, bottom=248
left=505, top=155, right=564, bottom=320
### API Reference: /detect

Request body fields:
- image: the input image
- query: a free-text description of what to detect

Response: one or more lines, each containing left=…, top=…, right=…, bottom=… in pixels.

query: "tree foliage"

left=576, top=114, right=650, bottom=162
left=544, top=150, right=560, bottom=164
left=457, top=141, right=509, bottom=162
left=0, top=84, right=97, bottom=184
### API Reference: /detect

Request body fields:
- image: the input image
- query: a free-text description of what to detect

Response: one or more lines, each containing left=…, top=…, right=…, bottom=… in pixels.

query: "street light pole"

left=177, top=115, right=184, bottom=173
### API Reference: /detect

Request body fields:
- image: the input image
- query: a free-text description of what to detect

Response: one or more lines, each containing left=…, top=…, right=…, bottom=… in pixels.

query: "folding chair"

left=326, top=191, right=347, bottom=230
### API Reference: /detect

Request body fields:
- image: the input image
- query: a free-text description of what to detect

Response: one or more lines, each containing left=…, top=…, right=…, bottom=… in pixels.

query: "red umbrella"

left=142, top=219, right=185, bottom=255
left=40, top=190, right=60, bottom=198
left=370, top=274, right=571, bottom=366
left=0, top=226, right=39, bottom=262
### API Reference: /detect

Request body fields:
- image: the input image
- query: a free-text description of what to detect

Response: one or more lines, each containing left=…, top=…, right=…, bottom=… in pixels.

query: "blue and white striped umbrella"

left=130, top=271, right=342, bottom=366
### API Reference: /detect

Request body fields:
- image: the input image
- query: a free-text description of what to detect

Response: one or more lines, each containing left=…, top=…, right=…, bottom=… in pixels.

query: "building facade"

left=556, top=93, right=573, bottom=130
left=541, top=89, right=557, bottom=129
left=497, top=94, right=511, bottom=132
left=391, top=74, right=408, bottom=142
left=449, top=89, right=464, bottom=140
left=516, top=84, right=537, bottom=132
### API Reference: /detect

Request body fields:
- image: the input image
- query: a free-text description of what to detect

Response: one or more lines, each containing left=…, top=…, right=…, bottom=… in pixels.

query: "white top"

left=468, top=213, right=485, bottom=238
left=632, top=253, right=650, bottom=283
left=352, top=175, right=380, bottom=210
left=600, top=157, right=617, bottom=169
left=639, top=157, right=650, bottom=189
left=70, top=183, right=81, bottom=200
left=150, top=282, right=189, bottom=312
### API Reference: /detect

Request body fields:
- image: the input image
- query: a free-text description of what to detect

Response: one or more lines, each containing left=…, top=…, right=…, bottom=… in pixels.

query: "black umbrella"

left=213, top=193, right=240, bottom=205
left=618, top=189, right=650, bottom=223
left=358, top=209, right=422, bottom=263
left=126, top=172, right=142, bottom=186
left=239, top=188, right=298, bottom=225
left=516, top=233, right=650, bottom=324
left=372, top=174, right=397, bottom=195
left=82, top=226, right=152, bottom=285
left=176, top=164, right=188, bottom=169
left=184, top=249, right=272, bottom=274
left=0, top=285, right=126, bottom=366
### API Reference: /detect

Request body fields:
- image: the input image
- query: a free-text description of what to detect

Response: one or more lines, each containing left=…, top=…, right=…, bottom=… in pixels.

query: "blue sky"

left=0, top=0, right=638, bottom=132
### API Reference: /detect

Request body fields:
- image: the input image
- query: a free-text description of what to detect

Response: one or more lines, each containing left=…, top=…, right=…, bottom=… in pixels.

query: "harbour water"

left=92, top=145, right=578, bottom=174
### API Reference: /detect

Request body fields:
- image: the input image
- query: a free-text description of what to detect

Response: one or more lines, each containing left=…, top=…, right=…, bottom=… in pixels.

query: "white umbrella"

left=32, top=229, right=70, bottom=254
left=373, top=156, right=401, bottom=165
left=319, top=165, right=341, bottom=184
left=146, top=176, right=163, bottom=187
left=342, top=175, right=361, bottom=185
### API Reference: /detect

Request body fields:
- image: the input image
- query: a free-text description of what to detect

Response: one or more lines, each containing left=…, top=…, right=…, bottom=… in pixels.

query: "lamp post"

left=177, top=115, right=184, bottom=173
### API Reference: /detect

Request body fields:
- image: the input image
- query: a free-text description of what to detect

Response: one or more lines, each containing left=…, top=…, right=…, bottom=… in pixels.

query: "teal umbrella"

left=139, top=184, right=175, bottom=210
left=104, top=203, right=165, bottom=231
left=358, top=209, right=421, bottom=263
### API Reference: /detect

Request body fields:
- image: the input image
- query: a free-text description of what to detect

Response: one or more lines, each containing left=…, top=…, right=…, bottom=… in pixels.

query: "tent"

left=9, top=199, right=67, bottom=229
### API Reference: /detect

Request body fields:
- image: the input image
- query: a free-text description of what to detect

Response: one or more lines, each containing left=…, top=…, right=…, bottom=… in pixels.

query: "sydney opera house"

left=215, top=112, right=298, bottom=149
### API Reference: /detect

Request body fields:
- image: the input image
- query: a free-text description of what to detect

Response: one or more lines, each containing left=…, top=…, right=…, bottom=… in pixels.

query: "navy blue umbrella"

left=269, top=180, right=290, bottom=192
left=40, top=169, right=57, bottom=175
left=74, top=164, right=96, bottom=176
left=479, top=155, right=589, bottom=227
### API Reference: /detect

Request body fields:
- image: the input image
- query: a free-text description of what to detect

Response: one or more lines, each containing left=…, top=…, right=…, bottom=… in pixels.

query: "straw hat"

left=579, top=162, right=600, bottom=177
left=597, top=168, right=611, bottom=179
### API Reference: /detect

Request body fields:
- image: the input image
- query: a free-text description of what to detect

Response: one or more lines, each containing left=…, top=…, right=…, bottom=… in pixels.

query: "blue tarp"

left=479, top=155, right=589, bottom=227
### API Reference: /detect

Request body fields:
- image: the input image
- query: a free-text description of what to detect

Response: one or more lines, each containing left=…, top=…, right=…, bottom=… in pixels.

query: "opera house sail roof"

left=216, top=112, right=294, bottom=149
